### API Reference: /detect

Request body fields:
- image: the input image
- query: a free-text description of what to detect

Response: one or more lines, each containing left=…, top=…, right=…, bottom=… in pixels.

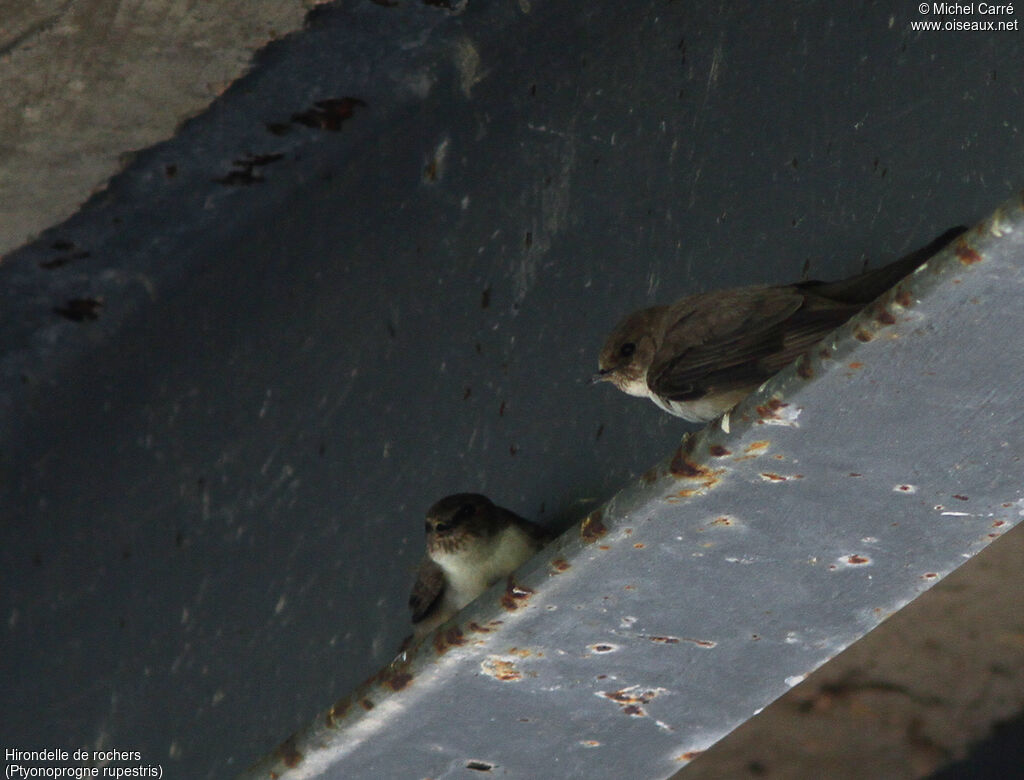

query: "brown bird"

left=407, top=494, right=551, bottom=641
left=594, top=227, right=966, bottom=422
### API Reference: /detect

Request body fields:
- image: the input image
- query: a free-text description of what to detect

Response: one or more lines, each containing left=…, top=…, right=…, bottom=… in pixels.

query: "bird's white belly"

left=435, top=527, right=537, bottom=610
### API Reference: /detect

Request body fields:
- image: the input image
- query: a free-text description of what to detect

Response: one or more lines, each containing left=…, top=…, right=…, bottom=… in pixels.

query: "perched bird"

left=407, top=493, right=551, bottom=641
left=594, top=227, right=966, bottom=422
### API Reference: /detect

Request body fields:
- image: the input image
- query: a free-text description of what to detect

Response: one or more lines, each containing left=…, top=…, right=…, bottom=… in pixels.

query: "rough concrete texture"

left=680, top=523, right=1024, bottom=779
left=0, top=0, right=323, bottom=256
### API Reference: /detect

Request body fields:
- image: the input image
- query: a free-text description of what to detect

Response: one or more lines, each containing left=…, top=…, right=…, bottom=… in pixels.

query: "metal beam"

left=242, top=195, right=1024, bottom=779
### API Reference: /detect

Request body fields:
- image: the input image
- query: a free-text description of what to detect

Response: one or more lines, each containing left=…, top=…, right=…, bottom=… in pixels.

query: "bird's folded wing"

left=648, top=287, right=855, bottom=401
left=408, top=557, right=446, bottom=624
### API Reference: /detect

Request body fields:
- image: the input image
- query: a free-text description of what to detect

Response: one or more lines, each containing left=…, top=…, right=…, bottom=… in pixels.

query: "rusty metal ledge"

left=242, top=192, right=1024, bottom=779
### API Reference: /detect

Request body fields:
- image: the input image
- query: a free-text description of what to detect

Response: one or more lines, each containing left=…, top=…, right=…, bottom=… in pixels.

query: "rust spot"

left=589, top=644, right=616, bottom=653
left=922, top=573, right=939, bottom=580
left=676, top=751, right=704, bottom=762
left=423, top=158, right=439, bottom=182
left=744, top=441, right=769, bottom=454
left=379, top=668, right=413, bottom=691
left=953, top=494, right=969, bottom=501
left=641, top=466, right=660, bottom=484
left=988, top=533, right=1000, bottom=538
left=600, top=687, right=664, bottom=718
left=710, top=516, right=734, bottom=526
left=481, top=657, right=522, bottom=682
left=633, top=542, right=645, bottom=549
left=550, top=558, right=571, bottom=572
left=895, top=288, right=914, bottom=308
left=669, top=441, right=703, bottom=477
left=872, top=303, right=897, bottom=325
left=754, top=398, right=788, bottom=419
left=669, top=441, right=724, bottom=491
left=646, top=636, right=680, bottom=644
left=854, top=328, right=873, bottom=342
left=954, top=239, right=983, bottom=265
left=580, top=510, right=607, bottom=543
left=433, top=626, right=468, bottom=654
left=325, top=697, right=350, bottom=727
left=598, top=544, right=611, bottom=550
left=848, top=361, right=864, bottom=369
left=54, top=298, right=102, bottom=322
left=215, top=152, right=285, bottom=185
left=581, top=740, right=601, bottom=747
left=291, top=96, right=366, bottom=131
left=359, top=698, right=374, bottom=711
left=709, top=445, right=731, bottom=457
left=760, top=472, right=787, bottom=481
left=680, top=637, right=717, bottom=648
left=500, top=577, right=535, bottom=611
left=796, top=356, right=814, bottom=379
left=468, top=621, right=495, bottom=633
left=849, top=473, right=862, bottom=477
left=276, top=735, right=302, bottom=769
left=993, top=520, right=1006, bottom=527
left=847, top=555, right=870, bottom=564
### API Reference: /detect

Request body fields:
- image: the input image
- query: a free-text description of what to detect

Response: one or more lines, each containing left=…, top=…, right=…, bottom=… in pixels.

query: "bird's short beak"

left=591, top=368, right=615, bottom=385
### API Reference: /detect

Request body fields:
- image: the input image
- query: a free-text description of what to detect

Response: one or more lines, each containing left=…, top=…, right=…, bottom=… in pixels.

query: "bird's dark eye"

left=434, top=520, right=453, bottom=533
left=453, top=504, right=476, bottom=523
left=619, top=342, right=637, bottom=358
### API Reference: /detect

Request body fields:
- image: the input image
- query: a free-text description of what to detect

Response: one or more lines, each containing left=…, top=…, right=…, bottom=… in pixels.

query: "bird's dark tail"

left=799, top=225, right=967, bottom=304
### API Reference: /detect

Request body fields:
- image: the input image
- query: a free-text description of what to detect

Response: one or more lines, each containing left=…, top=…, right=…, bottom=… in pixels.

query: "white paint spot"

left=785, top=674, right=806, bottom=688
left=761, top=404, right=802, bottom=427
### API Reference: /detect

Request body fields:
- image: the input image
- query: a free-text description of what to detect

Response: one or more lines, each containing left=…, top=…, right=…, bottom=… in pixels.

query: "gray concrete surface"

left=0, top=0, right=322, bottom=255
left=0, top=0, right=1022, bottom=778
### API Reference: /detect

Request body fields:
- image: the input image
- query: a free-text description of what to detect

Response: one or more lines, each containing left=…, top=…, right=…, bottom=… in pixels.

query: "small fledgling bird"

left=407, top=493, right=550, bottom=641
left=594, top=227, right=965, bottom=422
